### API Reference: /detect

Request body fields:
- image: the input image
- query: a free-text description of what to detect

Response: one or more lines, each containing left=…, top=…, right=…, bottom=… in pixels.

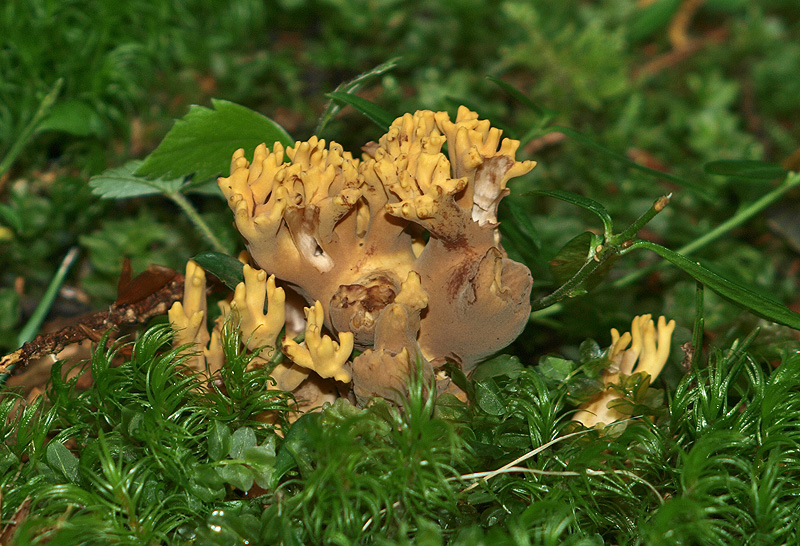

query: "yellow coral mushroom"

left=211, top=106, right=537, bottom=404
left=573, top=315, right=676, bottom=429
left=229, top=265, right=285, bottom=360
left=168, top=260, right=210, bottom=373
left=282, top=301, right=354, bottom=383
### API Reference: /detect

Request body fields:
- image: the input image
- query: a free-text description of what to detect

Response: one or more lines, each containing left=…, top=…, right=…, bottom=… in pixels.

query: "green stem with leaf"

left=613, top=172, right=800, bottom=289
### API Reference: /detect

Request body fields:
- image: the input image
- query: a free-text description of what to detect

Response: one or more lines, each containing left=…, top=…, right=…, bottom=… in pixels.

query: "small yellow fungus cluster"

left=572, top=315, right=676, bottom=429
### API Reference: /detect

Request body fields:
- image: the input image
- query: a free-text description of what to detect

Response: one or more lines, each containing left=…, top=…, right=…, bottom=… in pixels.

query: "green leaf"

left=242, top=444, right=276, bottom=489
left=316, top=57, right=401, bottom=134
left=498, top=432, right=532, bottom=450
left=217, top=464, right=254, bottom=492
left=90, top=160, right=185, bottom=199
left=628, top=0, right=682, bottom=42
left=433, top=393, right=470, bottom=422
left=208, top=421, right=232, bottom=462
left=46, top=442, right=79, bottom=483
left=537, top=355, right=575, bottom=383
left=274, top=412, right=319, bottom=483
left=549, top=232, right=618, bottom=295
left=242, top=444, right=276, bottom=467
left=550, top=232, right=594, bottom=286
left=704, top=160, right=787, bottom=180
left=136, top=99, right=293, bottom=181
left=325, top=92, right=394, bottom=132
left=579, top=339, right=603, bottom=362
left=632, top=241, right=800, bottom=330
left=230, top=427, right=257, bottom=459
left=528, top=189, right=613, bottom=236
left=472, top=355, right=523, bottom=382
left=36, top=99, right=106, bottom=137
left=474, top=379, right=507, bottom=416
left=192, top=251, right=245, bottom=289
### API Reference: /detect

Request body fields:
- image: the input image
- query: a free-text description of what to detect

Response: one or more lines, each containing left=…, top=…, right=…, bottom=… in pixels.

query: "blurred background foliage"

left=1, top=0, right=798, bottom=359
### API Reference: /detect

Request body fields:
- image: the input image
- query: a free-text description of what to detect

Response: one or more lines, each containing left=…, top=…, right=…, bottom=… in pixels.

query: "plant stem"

left=691, top=281, right=704, bottom=369
left=0, top=78, right=63, bottom=180
left=611, top=193, right=671, bottom=245
left=532, top=255, right=602, bottom=311
left=1, top=246, right=81, bottom=386
left=168, top=191, right=228, bottom=254
left=613, top=172, right=800, bottom=288
left=17, top=246, right=80, bottom=347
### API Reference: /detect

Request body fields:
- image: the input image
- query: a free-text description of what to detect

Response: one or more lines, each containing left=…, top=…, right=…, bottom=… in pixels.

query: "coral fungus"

left=573, top=314, right=676, bottom=429
left=173, top=107, right=536, bottom=405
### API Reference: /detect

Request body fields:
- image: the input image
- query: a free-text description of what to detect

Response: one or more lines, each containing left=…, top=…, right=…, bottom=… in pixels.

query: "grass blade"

left=629, top=240, right=800, bottom=330
left=325, top=92, right=394, bottom=132
left=316, top=57, right=401, bottom=135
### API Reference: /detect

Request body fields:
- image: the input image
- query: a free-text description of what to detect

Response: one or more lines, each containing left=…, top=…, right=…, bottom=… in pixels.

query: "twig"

left=460, top=429, right=591, bottom=493
left=0, top=275, right=188, bottom=380
left=668, top=0, right=705, bottom=51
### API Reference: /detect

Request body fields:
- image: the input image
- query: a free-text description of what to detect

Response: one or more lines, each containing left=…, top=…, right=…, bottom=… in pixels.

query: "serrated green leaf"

left=37, top=99, right=106, bottom=137
left=325, top=92, right=394, bottom=132
left=474, top=379, right=507, bottom=416
left=90, top=160, right=185, bottom=199
left=632, top=241, right=800, bottom=330
left=136, top=99, right=293, bottom=181
left=46, top=442, right=79, bottom=483
left=192, top=251, right=245, bottom=290
left=230, top=427, right=257, bottom=459
left=529, top=189, right=614, bottom=235
left=208, top=421, right=232, bottom=462
left=704, top=160, right=787, bottom=180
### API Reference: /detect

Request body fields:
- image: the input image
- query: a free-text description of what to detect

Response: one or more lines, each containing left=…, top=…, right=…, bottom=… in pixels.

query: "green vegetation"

left=1, top=0, right=799, bottom=543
